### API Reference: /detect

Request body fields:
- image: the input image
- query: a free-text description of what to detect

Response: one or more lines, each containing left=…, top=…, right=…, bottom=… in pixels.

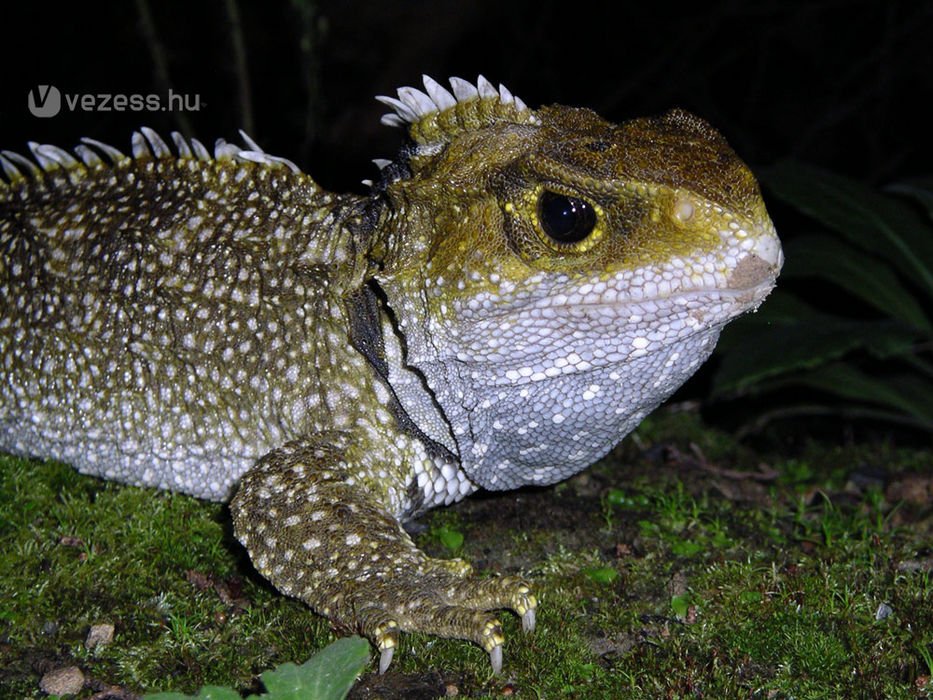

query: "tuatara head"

left=373, top=76, right=782, bottom=491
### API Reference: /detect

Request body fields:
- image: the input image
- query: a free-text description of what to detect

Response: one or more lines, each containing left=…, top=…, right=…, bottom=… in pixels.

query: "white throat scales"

left=386, top=260, right=774, bottom=491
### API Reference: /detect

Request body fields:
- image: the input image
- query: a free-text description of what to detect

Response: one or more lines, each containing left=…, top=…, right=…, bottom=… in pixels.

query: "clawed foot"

left=231, top=440, right=538, bottom=676
left=356, top=571, right=536, bottom=674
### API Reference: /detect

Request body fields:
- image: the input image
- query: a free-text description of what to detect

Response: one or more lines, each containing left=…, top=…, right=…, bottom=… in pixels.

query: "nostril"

left=728, top=253, right=776, bottom=290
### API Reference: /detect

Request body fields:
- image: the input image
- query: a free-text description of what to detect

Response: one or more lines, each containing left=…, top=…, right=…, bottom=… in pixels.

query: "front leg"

left=230, top=434, right=536, bottom=673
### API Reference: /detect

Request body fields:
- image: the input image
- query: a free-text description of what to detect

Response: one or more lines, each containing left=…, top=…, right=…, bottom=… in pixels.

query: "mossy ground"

left=1, top=410, right=930, bottom=699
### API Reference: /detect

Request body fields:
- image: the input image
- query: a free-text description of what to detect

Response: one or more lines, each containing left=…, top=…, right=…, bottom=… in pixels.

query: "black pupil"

left=537, top=191, right=596, bottom=244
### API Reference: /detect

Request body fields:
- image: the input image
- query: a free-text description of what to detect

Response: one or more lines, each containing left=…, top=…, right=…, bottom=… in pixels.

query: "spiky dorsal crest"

left=376, top=75, right=540, bottom=153
left=0, top=128, right=301, bottom=189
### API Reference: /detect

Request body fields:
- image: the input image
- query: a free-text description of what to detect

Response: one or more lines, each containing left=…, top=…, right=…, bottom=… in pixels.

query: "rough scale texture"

left=0, top=76, right=781, bottom=672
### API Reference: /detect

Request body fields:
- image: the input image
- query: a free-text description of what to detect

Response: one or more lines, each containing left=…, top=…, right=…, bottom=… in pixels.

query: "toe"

left=488, top=643, right=503, bottom=675
left=363, top=610, right=400, bottom=673
left=477, top=618, right=505, bottom=675
left=512, top=582, right=537, bottom=632
left=522, top=606, right=536, bottom=633
left=378, top=646, right=395, bottom=674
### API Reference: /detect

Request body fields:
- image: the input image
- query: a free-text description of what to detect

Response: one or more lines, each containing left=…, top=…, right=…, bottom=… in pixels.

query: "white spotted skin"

left=0, top=78, right=780, bottom=668
left=0, top=152, right=470, bottom=515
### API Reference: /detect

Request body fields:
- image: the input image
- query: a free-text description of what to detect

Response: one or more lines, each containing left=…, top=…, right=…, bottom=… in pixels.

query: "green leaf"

left=670, top=539, right=704, bottom=556
left=783, top=234, right=930, bottom=331
left=761, top=160, right=933, bottom=298
left=583, top=566, right=620, bottom=584
left=259, top=637, right=370, bottom=700
left=714, top=291, right=831, bottom=354
left=712, top=311, right=918, bottom=395
left=606, top=488, right=649, bottom=508
left=606, top=488, right=628, bottom=507
left=435, top=525, right=464, bottom=554
left=711, top=531, right=733, bottom=549
left=794, top=364, right=933, bottom=423
left=886, top=179, right=933, bottom=221
left=144, top=638, right=370, bottom=700
left=671, top=594, right=693, bottom=618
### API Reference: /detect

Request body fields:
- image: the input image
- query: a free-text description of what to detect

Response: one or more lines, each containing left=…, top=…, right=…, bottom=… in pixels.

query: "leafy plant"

left=433, top=523, right=465, bottom=555
left=583, top=565, right=620, bottom=585
left=144, top=636, right=370, bottom=700
left=712, top=159, right=933, bottom=434
left=670, top=593, right=695, bottom=619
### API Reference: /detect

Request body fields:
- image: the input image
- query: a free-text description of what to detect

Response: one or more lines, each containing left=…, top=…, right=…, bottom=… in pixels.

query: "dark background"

left=1, top=1, right=929, bottom=190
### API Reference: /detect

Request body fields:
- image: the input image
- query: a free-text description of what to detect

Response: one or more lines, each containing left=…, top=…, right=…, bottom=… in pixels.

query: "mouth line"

left=524, top=275, right=778, bottom=316
left=455, top=275, right=778, bottom=327
left=453, top=276, right=777, bottom=387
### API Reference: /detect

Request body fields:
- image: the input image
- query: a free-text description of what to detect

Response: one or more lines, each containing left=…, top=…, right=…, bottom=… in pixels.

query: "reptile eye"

left=537, top=190, right=597, bottom=245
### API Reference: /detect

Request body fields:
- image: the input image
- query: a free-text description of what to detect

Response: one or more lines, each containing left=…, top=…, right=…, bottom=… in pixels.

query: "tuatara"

left=0, top=75, right=781, bottom=673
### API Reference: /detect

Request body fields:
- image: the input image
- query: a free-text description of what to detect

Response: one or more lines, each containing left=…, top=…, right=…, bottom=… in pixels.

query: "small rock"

left=86, top=623, right=115, bottom=649
left=685, top=604, right=698, bottom=624
left=897, top=557, right=933, bottom=573
left=668, top=570, right=689, bottom=598
left=886, top=474, right=933, bottom=505
left=39, top=666, right=84, bottom=696
left=185, top=569, right=213, bottom=590
left=875, top=602, right=893, bottom=620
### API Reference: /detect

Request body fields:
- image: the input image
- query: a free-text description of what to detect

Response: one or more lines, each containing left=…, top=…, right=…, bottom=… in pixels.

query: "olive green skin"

left=0, top=77, right=781, bottom=672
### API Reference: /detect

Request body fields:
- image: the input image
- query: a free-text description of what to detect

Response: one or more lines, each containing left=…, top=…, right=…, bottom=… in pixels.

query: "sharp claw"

left=489, top=644, right=503, bottom=674
left=379, top=646, right=395, bottom=674
left=522, top=607, right=536, bottom=633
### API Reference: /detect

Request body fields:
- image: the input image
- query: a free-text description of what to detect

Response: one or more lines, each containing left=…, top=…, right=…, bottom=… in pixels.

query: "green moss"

left=0, top=454, right=333, bottom=698
left=2, top=411, right=931, bottom=698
